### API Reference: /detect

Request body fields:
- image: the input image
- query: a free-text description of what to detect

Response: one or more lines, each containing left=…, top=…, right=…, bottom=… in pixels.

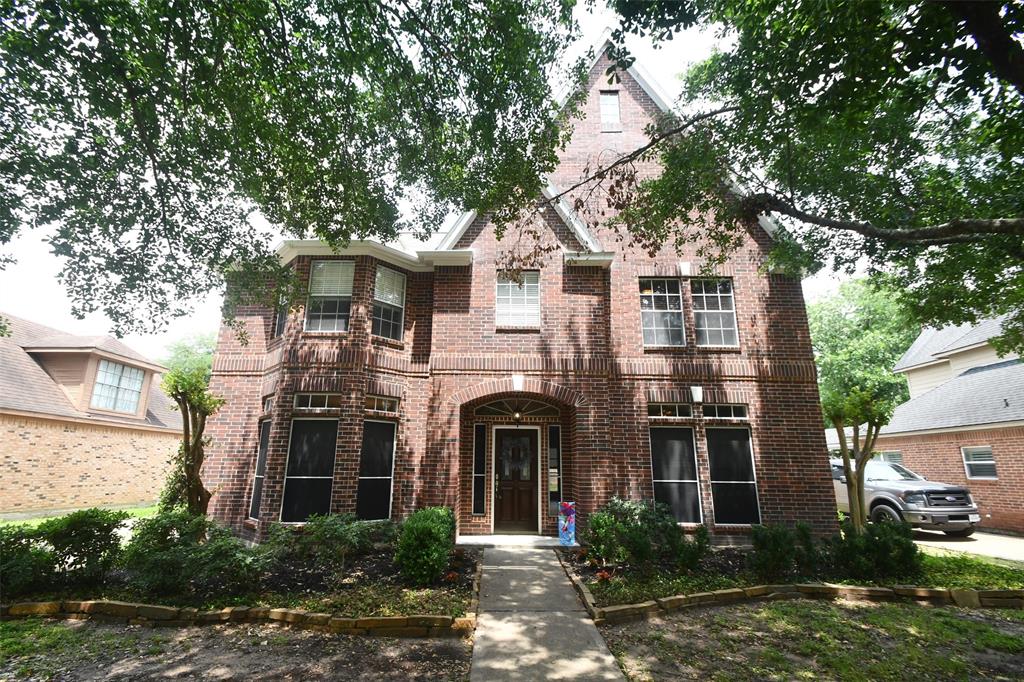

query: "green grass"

left=0, top=504, right=158, bottom=529
left=0, top=618, right=153, bottom=679
left=587, top=552, right=1024, bottom=606
left=606, top=600, right=1024, bottom=681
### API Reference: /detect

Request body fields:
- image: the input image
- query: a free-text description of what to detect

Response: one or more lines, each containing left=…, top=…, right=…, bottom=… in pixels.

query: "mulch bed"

left=559, top=546, right=749, bottom=582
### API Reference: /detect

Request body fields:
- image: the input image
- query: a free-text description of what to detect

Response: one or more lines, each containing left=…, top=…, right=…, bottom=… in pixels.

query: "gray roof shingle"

left=883, top=359, right=1024, bottom=434
left=0, top=312, right=181, bottom=431
left=893, top=317, right=1006, bottom=372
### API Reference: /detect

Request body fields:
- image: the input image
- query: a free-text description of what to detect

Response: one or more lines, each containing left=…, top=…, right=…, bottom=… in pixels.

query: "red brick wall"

left=201, top=49, right=838, bottom=540
left=875, top=427, right=1024, bottom=533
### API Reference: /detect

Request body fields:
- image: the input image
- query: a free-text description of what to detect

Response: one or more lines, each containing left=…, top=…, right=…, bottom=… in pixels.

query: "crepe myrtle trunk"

left=173, top=395, right=213, bottom=517
left=832, top=418, right=882, bottom=535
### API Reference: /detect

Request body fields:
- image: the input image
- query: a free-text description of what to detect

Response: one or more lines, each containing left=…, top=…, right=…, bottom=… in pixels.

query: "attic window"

left=600, top=91, right=621, bottom=132
left=90, top=360, right=144, bottom=413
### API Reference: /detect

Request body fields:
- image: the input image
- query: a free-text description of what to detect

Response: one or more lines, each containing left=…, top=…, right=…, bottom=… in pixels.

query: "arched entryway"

left=457, top=389, right=577, bottom=536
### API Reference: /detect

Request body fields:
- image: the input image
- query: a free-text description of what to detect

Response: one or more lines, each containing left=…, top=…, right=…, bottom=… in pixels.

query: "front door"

left=494, top=428, right=538, bottom=533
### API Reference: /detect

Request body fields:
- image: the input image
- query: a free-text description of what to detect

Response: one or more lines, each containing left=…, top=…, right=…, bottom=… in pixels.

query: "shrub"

left=828, top=518, right=922, bottom=582
left=36, top=508, right=129, bottom=587
left=394, top=507, right=455, bottom=586
left=0, top=525, right=55, bottom=596
left=750, top=522, right=821, bottom=580
left=677, top=524, right=711, bottom=571
left=301, top=513, right=372, bottom=572
left=123, top=509, right=260, bottom=597
left=585, top=498, right=699, bottom=571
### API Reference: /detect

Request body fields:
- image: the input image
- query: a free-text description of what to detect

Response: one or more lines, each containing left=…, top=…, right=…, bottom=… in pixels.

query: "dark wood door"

left=494, top=429, right=538, bottom=532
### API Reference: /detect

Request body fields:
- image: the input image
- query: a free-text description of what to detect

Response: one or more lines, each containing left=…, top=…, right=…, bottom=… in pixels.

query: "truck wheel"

left=870, top=505, right=902, bottom=524
left=944, top=528, right=975, bottom=537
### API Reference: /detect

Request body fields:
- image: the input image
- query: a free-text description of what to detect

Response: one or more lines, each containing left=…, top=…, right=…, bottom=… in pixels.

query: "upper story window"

left=273, top=298, right=288, bottom=338
left=305, top=260, right=353, bottom=332
left=90, top=360, right=144, bottom=413
left=496, top=271, right=540, bottom=328
left=962, top=446, right=997, bottom=479
left=372, top=266, right=406, bottom=341
left=692, top=279, right=739, bottom=347
left=600, top=90, right=621, bottom=132
left=639, top=278, right=684, bottom=347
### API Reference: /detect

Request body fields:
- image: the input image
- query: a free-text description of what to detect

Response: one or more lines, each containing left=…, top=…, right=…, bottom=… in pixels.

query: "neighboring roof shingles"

left=0, top=312, right=181, bottom=431
left=882, top=359, right=1024, bottom=435
left=894, top=317, right=1006, bottom=372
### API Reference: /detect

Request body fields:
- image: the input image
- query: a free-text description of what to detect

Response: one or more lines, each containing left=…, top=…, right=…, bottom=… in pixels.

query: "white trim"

left=490, top=424, right=543, bottom=534
left=960, top=444, right=998, bottom=481
left=417, top=249, right=474, bottom=266
left=279, top=417, right=339, bottom=523
left=933, top=340, right=994, bottom=359
left=21, top=346, right=167, bottom=373
left=542, top=183, right=602, bottom=251
left=648, top=425, right=704, bottom=524
left=278, top=239, right=434, bottom=272
left=892, top=357, right=948, bottom=374
left=705, top=425, right=762, bottom=526
left=358, top=419, right=398, bottom=520
left=564, top=251, right=614, bottom=267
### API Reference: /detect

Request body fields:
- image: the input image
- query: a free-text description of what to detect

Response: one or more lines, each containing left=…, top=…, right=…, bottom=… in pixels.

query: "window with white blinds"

left=600, top=91, right=621, bottom=131
left=372, top=266, right=406, bottom=341
left=90, top=360, right=145, bottom=413
left=496, top=271, right=540, bottom=328
left=305, top=260, right=353, bottom=332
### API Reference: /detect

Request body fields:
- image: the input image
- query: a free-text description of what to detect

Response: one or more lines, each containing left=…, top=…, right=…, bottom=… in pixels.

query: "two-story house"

left=872, top=318, right=1023, bottom=533
left=202, top=44, right=837, bottom=540
left=1, top=313, right=181, bottom=515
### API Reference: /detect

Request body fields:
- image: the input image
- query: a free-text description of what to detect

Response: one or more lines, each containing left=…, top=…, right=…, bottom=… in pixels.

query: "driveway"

left=913, top=529, right=1024, bottom=565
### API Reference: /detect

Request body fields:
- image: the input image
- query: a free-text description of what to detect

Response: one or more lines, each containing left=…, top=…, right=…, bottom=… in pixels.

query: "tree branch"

left=939, top=0, right=1024, bottom=96
left=741, top=192, right=1024, bottom=245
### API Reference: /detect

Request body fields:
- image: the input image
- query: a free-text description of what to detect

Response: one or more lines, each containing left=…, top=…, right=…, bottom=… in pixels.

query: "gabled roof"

left=435, top=182, right=602, bottom=252
left=0, top=312, right=180, bottom=431
left=894, top=317, right=1006, bottom=372
left=882, top=359, right=1024, bottom=435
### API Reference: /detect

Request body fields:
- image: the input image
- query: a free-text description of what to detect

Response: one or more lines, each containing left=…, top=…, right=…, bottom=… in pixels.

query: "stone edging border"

left=554, top=553, right=1024, bottom=626
left=0, top=560, right=485, bottom=639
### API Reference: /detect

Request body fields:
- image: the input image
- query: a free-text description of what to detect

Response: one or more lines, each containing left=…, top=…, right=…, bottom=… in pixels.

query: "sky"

left=0, top=4, right=846, bottom=361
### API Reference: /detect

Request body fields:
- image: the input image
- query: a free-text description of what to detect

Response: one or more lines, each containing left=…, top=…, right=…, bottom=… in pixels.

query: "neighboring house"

left=0, top=313, right=181, bottom=514
left=872, top=319, right=1023, bottom=533
left=203, top=41, right=837, bottom=541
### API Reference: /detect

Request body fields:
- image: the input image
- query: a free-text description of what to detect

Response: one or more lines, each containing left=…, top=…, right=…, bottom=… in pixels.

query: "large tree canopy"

left=593, top=0, right=1024, bottom=351
left=1, top=0, right=580, bottom=334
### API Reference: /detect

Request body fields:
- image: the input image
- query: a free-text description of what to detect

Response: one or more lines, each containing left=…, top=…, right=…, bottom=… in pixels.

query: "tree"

left=808, top=279, right=919, bottom=533
left=159, top=334, right=222, bottom=516
left=572, top=0, right=1024, bottom=351
left=1, top=0, right=580, bottom=334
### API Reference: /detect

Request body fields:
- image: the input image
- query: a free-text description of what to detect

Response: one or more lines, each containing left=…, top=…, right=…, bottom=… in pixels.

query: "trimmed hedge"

left=394, top=507, right=456, bottom=586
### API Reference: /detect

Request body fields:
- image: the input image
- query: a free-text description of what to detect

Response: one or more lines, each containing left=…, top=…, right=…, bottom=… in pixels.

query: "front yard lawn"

left=603, top=599, right=1024, bottom=681
left=0, top=617, right=471, bottom=681
left=567, top=548, right=1024, bottom=607
left=0, top=504, right=157, bottom=529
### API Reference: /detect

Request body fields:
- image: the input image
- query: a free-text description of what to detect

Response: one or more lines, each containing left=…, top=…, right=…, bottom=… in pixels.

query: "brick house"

left=203, top=44, right=837, bottom=541
left=871, top=319, right=1023, bottom=533
left=0, top=313, right=181, bottom=515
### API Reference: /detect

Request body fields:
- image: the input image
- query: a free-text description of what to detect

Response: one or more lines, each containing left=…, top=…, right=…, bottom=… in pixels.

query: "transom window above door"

left=496, top=271, right=540, bottom=328
left=639, top=278, right=685, bottom=347
left=475, top=398, right=559, bottom=418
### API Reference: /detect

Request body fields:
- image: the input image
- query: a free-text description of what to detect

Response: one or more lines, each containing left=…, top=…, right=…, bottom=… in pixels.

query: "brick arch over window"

left=447, top=377, right=588, bottom=408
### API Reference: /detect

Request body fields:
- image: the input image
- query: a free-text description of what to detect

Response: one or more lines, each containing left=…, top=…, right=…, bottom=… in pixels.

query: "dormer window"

left=600, top=91, right=621, bottom=132
left=90, top=360, right=144, bottom=413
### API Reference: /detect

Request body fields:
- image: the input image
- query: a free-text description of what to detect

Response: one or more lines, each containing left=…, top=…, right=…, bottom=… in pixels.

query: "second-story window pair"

left=304, top=260, right=406, bottom=341
left=640, top=278, right=739, bottom=348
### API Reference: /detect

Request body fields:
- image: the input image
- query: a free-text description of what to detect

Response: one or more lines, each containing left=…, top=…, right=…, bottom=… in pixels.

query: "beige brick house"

left=0, top=313, right=182, bottom=515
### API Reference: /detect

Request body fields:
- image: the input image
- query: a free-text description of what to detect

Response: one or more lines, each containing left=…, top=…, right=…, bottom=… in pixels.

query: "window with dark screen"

left=649, top=427, right=701, bottom=523
left=356, top=420, right=396, bottom=520
left=248, top=420, right=271, bottom=520
left=280, top=419, right=338, bottom=522
left=706, top=427, right=760, bottom=524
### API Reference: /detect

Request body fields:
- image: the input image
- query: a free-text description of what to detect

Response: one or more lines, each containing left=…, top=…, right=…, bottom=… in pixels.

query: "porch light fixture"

left=513, top=411, right=523, bottom=423
left=690, top=385, right=704, bottom=403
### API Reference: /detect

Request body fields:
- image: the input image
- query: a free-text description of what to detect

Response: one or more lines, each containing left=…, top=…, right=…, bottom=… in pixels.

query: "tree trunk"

left=940, top=0, right=1024, bottom=96
left=833, top=418, right=865, bottom=534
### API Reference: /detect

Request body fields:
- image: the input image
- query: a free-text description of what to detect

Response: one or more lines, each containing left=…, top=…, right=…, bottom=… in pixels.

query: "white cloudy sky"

left=0, top=4, right=845, bottom=360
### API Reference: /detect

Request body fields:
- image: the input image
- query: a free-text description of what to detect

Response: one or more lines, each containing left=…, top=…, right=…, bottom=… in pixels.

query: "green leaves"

left=1, top=0, right=578, bottom=334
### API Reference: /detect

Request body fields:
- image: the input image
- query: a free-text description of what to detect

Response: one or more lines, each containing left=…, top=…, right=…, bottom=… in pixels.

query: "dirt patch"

left=601, top=598, right=1024, bottom=681
left=1, top=619, right=472, bottom=681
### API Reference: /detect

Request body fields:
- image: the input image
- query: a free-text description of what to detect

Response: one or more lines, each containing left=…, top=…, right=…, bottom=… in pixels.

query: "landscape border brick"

left=0, top=557, right=483, bottom=639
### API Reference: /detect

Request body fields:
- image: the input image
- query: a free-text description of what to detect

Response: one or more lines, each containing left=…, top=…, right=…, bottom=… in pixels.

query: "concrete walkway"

left=470, top=547, right=624, bottom=681
left=914, top=529, right=1024, bottom=565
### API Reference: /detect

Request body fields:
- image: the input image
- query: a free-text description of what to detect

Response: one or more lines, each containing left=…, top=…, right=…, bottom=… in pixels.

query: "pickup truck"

left=829, top=458, right=981, bottom=536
